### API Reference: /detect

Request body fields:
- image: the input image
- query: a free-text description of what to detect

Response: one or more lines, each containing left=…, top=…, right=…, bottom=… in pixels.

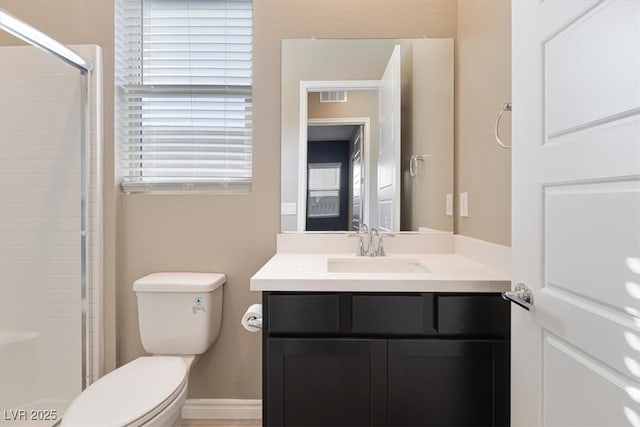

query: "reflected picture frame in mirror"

left=281, top=38, right=454, bottom=233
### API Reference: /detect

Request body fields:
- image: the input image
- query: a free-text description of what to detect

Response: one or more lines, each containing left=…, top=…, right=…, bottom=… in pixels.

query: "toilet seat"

left=62, top=356, right=188, bottom=427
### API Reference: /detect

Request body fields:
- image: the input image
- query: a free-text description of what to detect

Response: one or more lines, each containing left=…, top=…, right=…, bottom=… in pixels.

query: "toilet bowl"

left=62, top=273, right=225, bottom=427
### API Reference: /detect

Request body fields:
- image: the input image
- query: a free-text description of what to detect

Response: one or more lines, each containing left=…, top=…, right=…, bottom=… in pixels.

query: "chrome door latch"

left=502, top=282, right=534, bottom=311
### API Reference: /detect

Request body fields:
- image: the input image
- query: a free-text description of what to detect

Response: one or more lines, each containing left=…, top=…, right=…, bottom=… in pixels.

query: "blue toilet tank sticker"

left=192, top=296, right=205, bottom=314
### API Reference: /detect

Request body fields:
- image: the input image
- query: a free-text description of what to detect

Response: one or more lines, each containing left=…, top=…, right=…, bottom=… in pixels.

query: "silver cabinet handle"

left=502, top=282, right=534, bottom=311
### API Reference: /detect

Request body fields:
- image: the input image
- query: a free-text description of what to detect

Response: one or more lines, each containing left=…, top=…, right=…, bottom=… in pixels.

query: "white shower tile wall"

left=0, top=45, right=102, bottom=416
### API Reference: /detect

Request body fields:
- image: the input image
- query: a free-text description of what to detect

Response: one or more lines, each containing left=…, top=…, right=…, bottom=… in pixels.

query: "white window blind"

left=307, top=163, right=341, bottom=218
left=116, top=0, right=252, bottom=192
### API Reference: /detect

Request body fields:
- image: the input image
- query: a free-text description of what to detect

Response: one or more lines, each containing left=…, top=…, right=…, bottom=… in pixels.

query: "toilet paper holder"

left=246, top=316, right=263, bottom=329
left=241, top=303, right=263, bottom=332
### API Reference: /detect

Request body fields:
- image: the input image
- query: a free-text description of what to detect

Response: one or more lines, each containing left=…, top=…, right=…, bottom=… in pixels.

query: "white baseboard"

left=182, top=399, right=262, bottom=420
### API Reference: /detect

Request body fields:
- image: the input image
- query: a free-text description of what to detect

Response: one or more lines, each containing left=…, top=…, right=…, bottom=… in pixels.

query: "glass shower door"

left=0, top=44, right=84, bottom=425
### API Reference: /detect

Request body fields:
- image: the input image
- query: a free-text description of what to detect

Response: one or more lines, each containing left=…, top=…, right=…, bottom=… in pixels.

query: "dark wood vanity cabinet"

left=262, top=292, right=510, bottom=427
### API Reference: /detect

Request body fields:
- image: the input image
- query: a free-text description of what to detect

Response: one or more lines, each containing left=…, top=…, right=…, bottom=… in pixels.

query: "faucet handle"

left=376, top=233, right=395, bottom=257
left=359, top=224, right=369, bottom=234
left=349, top=233, right=366, bottom=256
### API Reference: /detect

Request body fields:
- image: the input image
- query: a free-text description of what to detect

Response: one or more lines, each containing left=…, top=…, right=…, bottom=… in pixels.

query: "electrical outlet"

left=460, top=193, right=469, bottom=217
left=446, top=193, right=453, bottom=216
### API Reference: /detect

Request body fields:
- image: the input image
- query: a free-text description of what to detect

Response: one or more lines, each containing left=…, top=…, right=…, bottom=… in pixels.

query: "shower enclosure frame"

left=0, top=9, right=96, bottom=390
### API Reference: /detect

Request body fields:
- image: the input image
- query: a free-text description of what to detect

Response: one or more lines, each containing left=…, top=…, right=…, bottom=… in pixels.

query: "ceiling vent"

left=320, top=91, right=347, bottom=103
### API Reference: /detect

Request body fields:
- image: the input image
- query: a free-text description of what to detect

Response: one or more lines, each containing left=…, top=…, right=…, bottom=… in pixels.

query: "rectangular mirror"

left=281, top=38, right=454, bottom=232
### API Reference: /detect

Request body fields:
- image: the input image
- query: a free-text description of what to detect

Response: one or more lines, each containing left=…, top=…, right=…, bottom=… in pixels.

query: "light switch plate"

left=281, top=202, right=297, bottom=215
left=460, top=192, right=469, bottom=217
left=446, top=193, right=453, bottom=216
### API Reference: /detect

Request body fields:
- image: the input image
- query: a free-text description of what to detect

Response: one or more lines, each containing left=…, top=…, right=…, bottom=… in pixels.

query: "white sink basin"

left=327, top=257, right=430, bottom=273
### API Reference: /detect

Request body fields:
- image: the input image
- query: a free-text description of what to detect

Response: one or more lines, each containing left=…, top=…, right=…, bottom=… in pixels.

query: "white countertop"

left=250, top=252, right=511, bottom=293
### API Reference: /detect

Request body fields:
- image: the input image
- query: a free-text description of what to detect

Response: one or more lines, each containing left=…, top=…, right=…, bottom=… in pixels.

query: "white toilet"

left=62, top=272, right=225, bottom=427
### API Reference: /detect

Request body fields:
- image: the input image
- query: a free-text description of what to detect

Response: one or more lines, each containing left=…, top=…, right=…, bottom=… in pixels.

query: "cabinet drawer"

left=437, top=295, right=510, bottom=337
left=352, top=294, right=435, bottom=335
left=268, top=294, right=340, bottom=334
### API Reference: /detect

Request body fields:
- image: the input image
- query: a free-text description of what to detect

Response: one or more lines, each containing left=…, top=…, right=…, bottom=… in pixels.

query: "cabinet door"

left=388, top=340, right=509, bottom=427
left=266, top=338, right=387, bottom=427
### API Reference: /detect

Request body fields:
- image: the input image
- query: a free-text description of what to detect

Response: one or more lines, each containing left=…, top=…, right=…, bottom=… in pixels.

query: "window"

left=307, top=163, right=341, bottom=218
left=116, top=0, right=252, bottom=192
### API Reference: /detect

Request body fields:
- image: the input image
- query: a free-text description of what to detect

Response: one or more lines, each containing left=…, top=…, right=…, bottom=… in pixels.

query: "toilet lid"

left=62, top=357, right=187, bottom=427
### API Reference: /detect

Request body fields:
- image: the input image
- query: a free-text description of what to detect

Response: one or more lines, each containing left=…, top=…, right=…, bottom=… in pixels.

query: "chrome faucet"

left=366, top=227, right=379, bottom=257
left=351, top=224, right=392, bottom=257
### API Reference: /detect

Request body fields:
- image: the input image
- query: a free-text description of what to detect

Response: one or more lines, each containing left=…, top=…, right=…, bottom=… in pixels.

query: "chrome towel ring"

left=409, top=154, right=430, bottom=177
left=495, top=102, right=512, bottom=149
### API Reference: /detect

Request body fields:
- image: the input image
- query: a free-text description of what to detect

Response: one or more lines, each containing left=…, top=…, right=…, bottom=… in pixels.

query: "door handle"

left=502, top=283, right=534, bottom=311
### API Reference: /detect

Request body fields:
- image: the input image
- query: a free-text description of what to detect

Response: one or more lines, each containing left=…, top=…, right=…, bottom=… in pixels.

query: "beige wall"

left=308, top=91, right=379, bottom=121
left=0, top=0, right=117, bottom=374
left=404, top=38, right=454, bottom=232
left=455, top=0, right=512, bottom=246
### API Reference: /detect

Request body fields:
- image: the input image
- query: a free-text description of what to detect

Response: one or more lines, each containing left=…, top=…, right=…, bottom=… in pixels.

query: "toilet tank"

left=133, top=272, right=225, bottom=355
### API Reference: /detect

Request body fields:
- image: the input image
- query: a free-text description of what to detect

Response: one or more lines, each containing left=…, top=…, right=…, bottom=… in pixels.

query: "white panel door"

left=512, top=1, right=640, bottom=425
left=377, top=45, right=401, bottom=231
left=351, top=125, right=363, bottom=231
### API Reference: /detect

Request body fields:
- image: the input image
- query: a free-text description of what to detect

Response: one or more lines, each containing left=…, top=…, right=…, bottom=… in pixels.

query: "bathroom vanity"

left=251, top=233, right=512, bottom=427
